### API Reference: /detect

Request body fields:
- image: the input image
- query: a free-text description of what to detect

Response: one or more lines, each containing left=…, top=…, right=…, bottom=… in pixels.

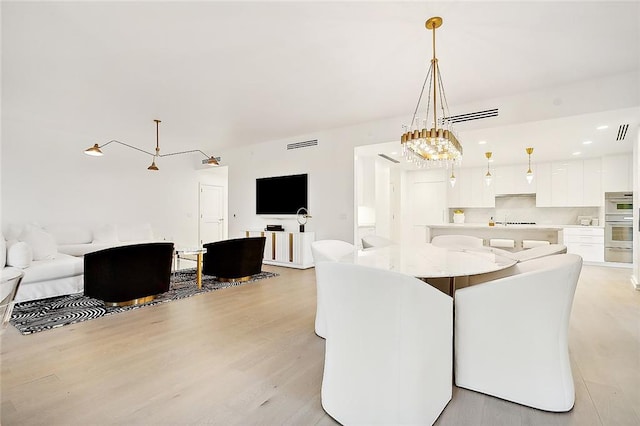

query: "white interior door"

left=199, top=184, right=224, bottom=246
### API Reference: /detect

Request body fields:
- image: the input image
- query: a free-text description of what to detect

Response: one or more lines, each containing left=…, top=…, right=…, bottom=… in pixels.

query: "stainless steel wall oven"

left=604, top=192, right=633, bottom=263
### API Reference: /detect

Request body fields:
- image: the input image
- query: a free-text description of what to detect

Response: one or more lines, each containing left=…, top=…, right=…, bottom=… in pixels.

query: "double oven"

left=604, top=192, right=633, bottom=263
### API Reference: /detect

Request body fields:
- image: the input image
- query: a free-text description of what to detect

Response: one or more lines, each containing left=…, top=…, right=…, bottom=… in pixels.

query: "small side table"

left=174, top=248, right=206, bottom=289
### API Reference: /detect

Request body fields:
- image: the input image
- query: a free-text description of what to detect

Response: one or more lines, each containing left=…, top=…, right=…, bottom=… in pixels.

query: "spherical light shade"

left=526, top=172, right=534, bottom=184
left=449, top=175, right=456, bottom=188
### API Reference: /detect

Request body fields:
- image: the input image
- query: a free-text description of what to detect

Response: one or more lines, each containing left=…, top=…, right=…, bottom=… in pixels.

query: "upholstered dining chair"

left=431, top=234, right=484, bottom=249
left=360, top=234, right=394, bottom=249
left=310, top=239, right=355, bottom=338
left=455, top=253, right=583, bottom=412
left=316, top=262, right=452, bottom=425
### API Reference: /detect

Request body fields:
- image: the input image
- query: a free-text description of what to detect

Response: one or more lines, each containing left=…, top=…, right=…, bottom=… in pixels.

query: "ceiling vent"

left=616, top=124, right=629, bottom=141
left=287, top=139, right=318, bottom=150
left=444, top=108, right=499, bottom=124
left=378, top=154, right=400, bottom=164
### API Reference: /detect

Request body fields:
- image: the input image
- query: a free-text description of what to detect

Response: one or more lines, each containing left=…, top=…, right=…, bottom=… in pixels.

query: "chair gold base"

left=217, top=276, right=251, bottom=283
left=104, top=295, right=157, bottom=307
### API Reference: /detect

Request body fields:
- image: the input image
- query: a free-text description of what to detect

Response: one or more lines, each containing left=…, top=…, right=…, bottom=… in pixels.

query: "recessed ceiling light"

left=390, top=151, right=397, bottom=155
left=478, top=140, right=487, bottom=145
left=572, top=151, right=581, bottom=156
left=596, top=125, right=608, bottom=130
left=583, top=140, right=593, bottom=145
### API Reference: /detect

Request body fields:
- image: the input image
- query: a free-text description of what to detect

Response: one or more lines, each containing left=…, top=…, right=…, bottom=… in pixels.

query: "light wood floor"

left=1, top=264, right=638, bottom=425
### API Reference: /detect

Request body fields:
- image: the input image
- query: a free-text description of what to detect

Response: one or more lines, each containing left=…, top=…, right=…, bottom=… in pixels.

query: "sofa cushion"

left=21, top=253, right=84, bottom=284
left=57, top=243, right=115, bottom=257
left=118, top=223, right=154, bottom=242
left=1, top=234, right=6, bottom=268
left=45, top=225, right=93, bottom=245
left=6, top=241, right=32, bottom=269
left=93, top=224, right=119, bottom=243
left=19, top=225, right=57, bottom=261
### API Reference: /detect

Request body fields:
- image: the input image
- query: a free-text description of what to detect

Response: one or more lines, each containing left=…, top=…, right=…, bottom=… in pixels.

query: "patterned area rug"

left=10, top=269, right=278, bottom=335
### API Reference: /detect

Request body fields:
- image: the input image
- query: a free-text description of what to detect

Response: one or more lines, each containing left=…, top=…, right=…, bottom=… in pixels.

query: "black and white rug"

left=10, top=269, right=278, bottom=335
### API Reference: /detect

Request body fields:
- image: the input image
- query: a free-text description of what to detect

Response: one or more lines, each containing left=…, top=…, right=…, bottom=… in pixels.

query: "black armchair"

left=203, top=237, right=266, bottom=281
left=84, top=242, right=174, bottom=306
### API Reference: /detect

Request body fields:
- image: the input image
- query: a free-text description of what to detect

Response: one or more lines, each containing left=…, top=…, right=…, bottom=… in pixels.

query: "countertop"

left=427, top=223, right=603, bottom=230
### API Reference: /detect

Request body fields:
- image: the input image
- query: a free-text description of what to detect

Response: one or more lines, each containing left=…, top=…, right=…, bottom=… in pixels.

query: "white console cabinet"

left=245, top=231, right=315, bottom=269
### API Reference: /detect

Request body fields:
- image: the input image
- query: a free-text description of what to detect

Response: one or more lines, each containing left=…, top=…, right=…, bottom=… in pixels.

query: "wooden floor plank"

left=1, top=263, right=638, bottom=425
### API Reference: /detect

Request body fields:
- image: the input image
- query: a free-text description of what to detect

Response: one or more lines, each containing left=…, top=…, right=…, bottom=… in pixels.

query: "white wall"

left=633, top=128, right=640, bottom=290
left=220, top=117, right=401, bottom=243
left=1, top=116, right=228, bottom=246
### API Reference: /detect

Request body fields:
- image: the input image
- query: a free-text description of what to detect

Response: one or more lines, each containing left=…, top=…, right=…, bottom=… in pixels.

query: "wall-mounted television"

left=256, top=174, right=308, bottom=215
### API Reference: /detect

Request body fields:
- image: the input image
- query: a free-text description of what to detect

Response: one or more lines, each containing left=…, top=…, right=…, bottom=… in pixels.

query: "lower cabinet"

left=563, top=227, right=604, bottom=263
left=245, top=230, right=315, bottom=269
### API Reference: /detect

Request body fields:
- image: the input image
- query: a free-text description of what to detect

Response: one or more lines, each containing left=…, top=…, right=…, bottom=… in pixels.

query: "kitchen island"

left=427, top=224, right=564, bottom=251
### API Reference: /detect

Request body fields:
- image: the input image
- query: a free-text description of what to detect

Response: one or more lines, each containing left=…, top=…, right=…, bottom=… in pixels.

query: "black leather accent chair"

left=203, top=237, right=266, bottom=281
left=84, top=242, right=174, bottom=306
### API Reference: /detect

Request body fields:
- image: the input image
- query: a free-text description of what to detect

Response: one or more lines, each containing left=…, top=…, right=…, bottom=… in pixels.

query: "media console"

left=244, top=230, right=315, bottom=269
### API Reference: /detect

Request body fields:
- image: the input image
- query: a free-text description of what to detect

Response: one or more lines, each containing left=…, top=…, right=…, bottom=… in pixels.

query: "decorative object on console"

left=296, top=207, right=312, bottom=232
left=266, top=225, right=284, bottom=232
left=84, top=119, right=220, bottom=170
left=525, top=147, right=535, bottom=184
left=400, top=16, right=463, bottom=169
left=484, top=152, right=493, bottom=186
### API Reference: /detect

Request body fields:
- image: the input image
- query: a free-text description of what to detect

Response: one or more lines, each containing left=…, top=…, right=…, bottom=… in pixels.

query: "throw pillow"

left=93, top=224, right=119, bottom=243
left=0, top=234, right=6, bottom=269
left=19, top=225, right=57, bottom=261
left=6, top=241, right=33, bottom=269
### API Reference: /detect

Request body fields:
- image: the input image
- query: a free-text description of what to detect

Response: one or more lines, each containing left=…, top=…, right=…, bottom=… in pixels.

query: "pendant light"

left=449, top=164, right=456, bottom=187
left=484, top=152, right=492, bottom=186
left=525, top=147, right=534, bottom=184
left=84, top=119, right=220, bottom=170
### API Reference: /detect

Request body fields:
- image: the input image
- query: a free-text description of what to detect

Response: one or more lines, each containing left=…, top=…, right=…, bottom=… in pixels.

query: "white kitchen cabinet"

left=566, top=161, right=583, bottom=206
left=583, top=158, right=602, bottom=206
left=535, top=162, right=552, bottom=207
left=563, top=227, right=604, bottom=262
left=551, top=162, right=569, bottom=206
left=602, top=154, right=632, bottom=192
left=447, top=167, right=494, bottom=208
left=542, top=159, right=602, bottom=207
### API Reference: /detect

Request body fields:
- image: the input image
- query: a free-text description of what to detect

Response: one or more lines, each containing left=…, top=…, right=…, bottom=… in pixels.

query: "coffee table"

left=175, top=248, right=206, bottom=289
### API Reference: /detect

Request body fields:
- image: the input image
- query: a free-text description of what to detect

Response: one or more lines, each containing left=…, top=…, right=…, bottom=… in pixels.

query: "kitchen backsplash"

left=450, top=195, right=601, bottom=225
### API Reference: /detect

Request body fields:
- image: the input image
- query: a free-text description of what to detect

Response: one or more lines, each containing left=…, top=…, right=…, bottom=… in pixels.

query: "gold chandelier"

left=525, top=147, right=534, bottom=183
left=401, top=17, right=462, bottom=168
left=84, top=120, right=220, bottom=171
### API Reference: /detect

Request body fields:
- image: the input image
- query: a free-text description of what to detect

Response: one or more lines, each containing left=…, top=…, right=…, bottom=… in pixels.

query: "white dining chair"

left=431, top=234, right=483, bottom=249
left=316, top=262, right=452, bottom=425
left=360, top=234, right=394, bottom=249
left=455, top=253, right=583, bottom=412
left=310, top=240, right=355, bottom=338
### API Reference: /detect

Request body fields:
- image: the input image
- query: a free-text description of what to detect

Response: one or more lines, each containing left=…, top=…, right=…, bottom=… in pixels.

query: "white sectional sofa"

left=1, top=223, right=162, bottom=303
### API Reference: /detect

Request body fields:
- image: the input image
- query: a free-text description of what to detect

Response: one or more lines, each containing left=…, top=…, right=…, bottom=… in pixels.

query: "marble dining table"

left=336, top=243, right=518, bottom=296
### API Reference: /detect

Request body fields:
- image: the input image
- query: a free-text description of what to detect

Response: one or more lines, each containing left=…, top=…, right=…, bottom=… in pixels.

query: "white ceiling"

left=3, top=1, right=639, bottom=167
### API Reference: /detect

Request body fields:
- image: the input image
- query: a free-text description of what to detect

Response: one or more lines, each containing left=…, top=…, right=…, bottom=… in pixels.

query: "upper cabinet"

left=602, top=154, right=633, bottom=192
left=537, top=159, right=601, bottom=207
left=447, top=167, right=495, bottom=208
left=494, top=165, right=536, bottom=195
